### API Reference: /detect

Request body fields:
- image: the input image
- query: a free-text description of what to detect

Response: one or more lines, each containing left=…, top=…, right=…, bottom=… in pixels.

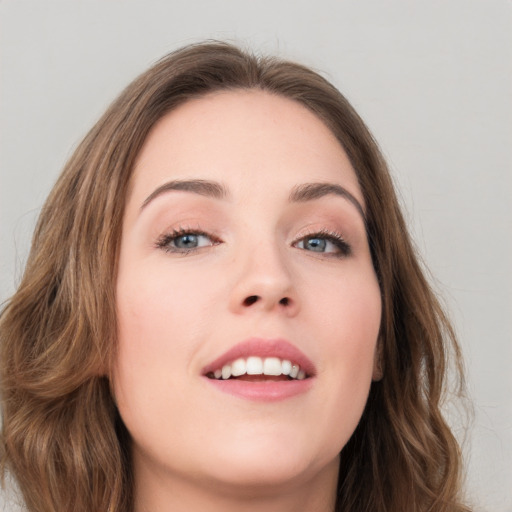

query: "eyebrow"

left=140, top=178, right=365, bottom=221
left=289, top=182, right=366, bottom=221
left=141, top=179, right=229, bottom=209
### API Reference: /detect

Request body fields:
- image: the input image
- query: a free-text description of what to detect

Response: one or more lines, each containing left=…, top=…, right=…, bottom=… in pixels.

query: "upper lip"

left=201, top=338, right=316, bottom=377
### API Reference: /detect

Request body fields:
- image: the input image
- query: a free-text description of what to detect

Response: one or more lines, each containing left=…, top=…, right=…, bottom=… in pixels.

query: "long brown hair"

left=0, top=41, right=470, bottom=511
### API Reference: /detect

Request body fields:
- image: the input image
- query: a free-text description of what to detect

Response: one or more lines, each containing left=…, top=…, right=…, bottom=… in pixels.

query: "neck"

left=133, top=456, right=339, bottom=512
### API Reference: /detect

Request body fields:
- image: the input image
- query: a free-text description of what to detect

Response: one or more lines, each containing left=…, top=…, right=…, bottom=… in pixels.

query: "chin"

left=194, top=438, right=340, bottom=494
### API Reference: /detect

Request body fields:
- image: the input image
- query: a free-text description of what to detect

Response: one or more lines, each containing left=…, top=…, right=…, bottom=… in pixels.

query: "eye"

left=294, top=231, right=351, bottom=257
left=156, top=228, right=219, bottom=254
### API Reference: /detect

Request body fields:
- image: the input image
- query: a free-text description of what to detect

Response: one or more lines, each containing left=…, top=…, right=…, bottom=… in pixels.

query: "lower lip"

left=204, top=377, right=314, bottom=402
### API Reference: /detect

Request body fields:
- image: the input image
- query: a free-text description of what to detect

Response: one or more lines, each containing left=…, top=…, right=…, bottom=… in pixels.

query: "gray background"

left=0, top=1, right=510, bottom=511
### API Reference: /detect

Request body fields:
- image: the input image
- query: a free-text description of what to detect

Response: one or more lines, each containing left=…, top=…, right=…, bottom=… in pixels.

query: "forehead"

left=129, top=89, right=363, bottom=207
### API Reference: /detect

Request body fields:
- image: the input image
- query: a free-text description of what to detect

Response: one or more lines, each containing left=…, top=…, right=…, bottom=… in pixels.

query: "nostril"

left=241, top=295, right=291, bottom=308
left=243, top=295, right=259, bottom=307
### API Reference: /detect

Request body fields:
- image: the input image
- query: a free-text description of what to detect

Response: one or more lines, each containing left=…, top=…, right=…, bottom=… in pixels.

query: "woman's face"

left=114, top=90, right=382, bottom=496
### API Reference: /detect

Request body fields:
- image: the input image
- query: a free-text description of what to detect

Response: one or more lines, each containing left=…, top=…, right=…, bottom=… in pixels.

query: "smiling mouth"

left=206, top=356, right=309, bottom=381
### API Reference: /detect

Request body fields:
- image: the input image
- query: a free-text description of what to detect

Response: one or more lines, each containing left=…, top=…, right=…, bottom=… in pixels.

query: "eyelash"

left=294, top=229, right=351, bottom=258
left=155, top=227, right=351, bottom=257
left=155, top=227, right=221, bottom=254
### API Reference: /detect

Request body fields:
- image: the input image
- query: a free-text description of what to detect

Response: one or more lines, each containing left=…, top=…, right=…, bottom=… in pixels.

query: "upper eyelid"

left=156, top=226, right=348, bottom=242
left=155, top=230, right=220, bottom=255
left=292, top=227, right=347, bottom=242
left=292, top=229, right=352, bottom=255
left=160, top=227, right=217, bottom=241
left=154, top=223, right=352, bottom=250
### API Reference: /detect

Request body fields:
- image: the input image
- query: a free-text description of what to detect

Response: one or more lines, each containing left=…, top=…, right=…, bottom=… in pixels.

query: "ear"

left=372, top=337, right=384, bottom=381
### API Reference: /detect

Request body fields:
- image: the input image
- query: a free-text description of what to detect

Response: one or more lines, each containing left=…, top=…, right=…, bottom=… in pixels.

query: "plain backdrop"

left=0, top=1, right=511, bottom=511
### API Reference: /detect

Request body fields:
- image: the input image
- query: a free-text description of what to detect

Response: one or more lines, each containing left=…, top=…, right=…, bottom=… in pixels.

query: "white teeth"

left=231, top=358, right=246, bottom=377
left=221, top=364, right=232, bottom=380
left=246, top=356, right=263, bottom=375
left=211, top=356, right=308, bottom=380
left=263, top=357, right=282, bottom=376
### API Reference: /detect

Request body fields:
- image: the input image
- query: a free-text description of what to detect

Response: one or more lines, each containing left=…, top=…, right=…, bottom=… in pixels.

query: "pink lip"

left=201, top=338, right=316, bottom=402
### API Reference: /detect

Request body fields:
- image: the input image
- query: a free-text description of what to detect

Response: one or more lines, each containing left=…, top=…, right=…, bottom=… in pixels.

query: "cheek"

left=116, top=279, right=180, bottom=367
left=112, top=261, right=229, bottom=408
left=112, top=268, right=206, bottom=456
left=304, top=261, right=381, bottom=350
left=329, top=273, right=381, bottom=380
left=116, top=262, right=220, bottom=348
left=302, top=265, right=381, bottom=433
left=113, top=267, right=193, bottom=393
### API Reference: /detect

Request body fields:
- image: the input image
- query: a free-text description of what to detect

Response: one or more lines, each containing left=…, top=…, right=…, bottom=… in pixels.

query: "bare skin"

left=114, top=90, right=382, bottom=511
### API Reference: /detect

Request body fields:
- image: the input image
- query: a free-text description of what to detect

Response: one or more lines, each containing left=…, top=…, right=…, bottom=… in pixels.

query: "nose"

left=228, top=243, right=299, bottom=317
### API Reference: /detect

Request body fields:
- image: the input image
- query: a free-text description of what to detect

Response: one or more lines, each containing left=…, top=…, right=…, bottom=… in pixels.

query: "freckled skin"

left=114, top=91, right=382, bottom=512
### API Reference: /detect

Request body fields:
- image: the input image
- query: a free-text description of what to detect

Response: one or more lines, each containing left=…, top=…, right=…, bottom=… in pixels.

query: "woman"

left=0, top=41, right=470, bottom=511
